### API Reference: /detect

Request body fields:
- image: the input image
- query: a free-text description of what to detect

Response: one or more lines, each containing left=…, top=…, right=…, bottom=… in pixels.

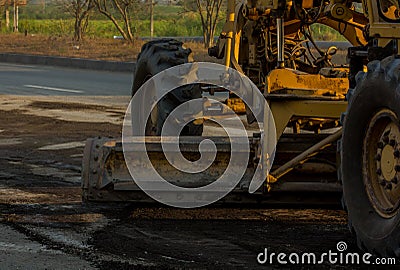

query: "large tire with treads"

left=132, top=39, right=203, bottom=135
left=341, top=56, right=400, bottom=257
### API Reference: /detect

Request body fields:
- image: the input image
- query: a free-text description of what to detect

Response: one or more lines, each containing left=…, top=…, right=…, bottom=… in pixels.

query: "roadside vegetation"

left=0, top=1, right=344, bottom=61
left=0, top=2, right=343, bottom=40
left=1, top=4, right=219, bottom=39
left=15, top=16, right=208, bottom=38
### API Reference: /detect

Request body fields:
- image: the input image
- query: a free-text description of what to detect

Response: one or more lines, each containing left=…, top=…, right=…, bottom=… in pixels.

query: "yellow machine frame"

left=215, top=0, right=400, bottom=185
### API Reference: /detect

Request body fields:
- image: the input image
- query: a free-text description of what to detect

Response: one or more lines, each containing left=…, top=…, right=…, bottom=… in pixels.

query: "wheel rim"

left=363, top=109, right=400, bottom=218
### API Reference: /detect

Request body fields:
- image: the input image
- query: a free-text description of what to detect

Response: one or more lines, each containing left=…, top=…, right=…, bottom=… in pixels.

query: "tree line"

left=1, top=0, right=223, bottom=47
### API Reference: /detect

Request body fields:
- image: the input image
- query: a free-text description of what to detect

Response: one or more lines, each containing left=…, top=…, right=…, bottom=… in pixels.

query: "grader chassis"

left=83, top=1, right=400, bottom=256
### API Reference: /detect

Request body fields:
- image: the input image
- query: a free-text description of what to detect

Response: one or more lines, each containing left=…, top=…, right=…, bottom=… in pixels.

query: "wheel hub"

left=363, top=109, right=400, bottom=218
left=380, top=145, right=396, bottom=182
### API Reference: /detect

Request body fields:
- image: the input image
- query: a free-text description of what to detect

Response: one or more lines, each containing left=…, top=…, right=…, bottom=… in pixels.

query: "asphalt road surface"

left=0, top=63, right=132, bottom=96
left=0, top=64, right=398, bottom=269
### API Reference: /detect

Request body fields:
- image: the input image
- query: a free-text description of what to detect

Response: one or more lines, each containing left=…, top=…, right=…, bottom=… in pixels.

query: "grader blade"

left=82, top=136, right=258, bottom=203
left=82, top=134, right=342, bottom=205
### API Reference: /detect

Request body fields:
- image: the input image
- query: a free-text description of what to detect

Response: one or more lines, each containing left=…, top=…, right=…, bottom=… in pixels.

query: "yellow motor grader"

left=82, top=0, right=400, bottom=256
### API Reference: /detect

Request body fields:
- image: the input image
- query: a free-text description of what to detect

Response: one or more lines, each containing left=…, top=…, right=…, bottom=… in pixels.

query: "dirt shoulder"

left=0, top=95, right=126, bottom=204
left=0, top=33, right=212, bottom=62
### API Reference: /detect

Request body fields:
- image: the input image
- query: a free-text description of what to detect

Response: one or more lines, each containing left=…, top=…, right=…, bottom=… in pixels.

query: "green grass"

left=152, top=5, right=185, bottom=20
left=17, top=3, right=186, bottom=21
left=311, top=24, right=347, bottom=41
left=8, top=15, right=223, bottom=38
left=10, top=3, right=346, bottom=41
left=1, top=16, right=344, bottom=41
left=17, top=19, right=74, bottom=36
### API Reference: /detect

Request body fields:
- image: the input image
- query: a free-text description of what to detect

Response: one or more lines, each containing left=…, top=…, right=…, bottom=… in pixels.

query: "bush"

left=19, top=19, right=74, bottom=36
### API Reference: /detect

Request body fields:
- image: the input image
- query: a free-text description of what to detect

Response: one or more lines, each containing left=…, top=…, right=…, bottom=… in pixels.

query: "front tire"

left=342, top=56, right=400, bottom=257
left=132, top=39, right=203, bottom=136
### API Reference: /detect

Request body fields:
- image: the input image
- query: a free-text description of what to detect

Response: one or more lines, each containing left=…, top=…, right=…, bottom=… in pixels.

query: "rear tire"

left=341, top=56, right=400, bottom=257
left=132, top=39, right=203, bottom=136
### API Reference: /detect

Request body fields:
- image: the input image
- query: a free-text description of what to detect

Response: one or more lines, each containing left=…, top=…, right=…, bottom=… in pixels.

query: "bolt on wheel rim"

left=363, top=109, right=400, bottom=218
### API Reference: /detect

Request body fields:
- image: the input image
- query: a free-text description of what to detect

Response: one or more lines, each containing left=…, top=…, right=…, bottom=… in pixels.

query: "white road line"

left=24, top=84, right=84, bottom=94
left=0, top=63, right=37, bottom=68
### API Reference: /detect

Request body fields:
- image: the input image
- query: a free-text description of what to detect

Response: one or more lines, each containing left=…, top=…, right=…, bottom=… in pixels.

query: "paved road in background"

left=0, top=63, right=132, bottom=96
left=0, top=62, right=228, bottom=101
